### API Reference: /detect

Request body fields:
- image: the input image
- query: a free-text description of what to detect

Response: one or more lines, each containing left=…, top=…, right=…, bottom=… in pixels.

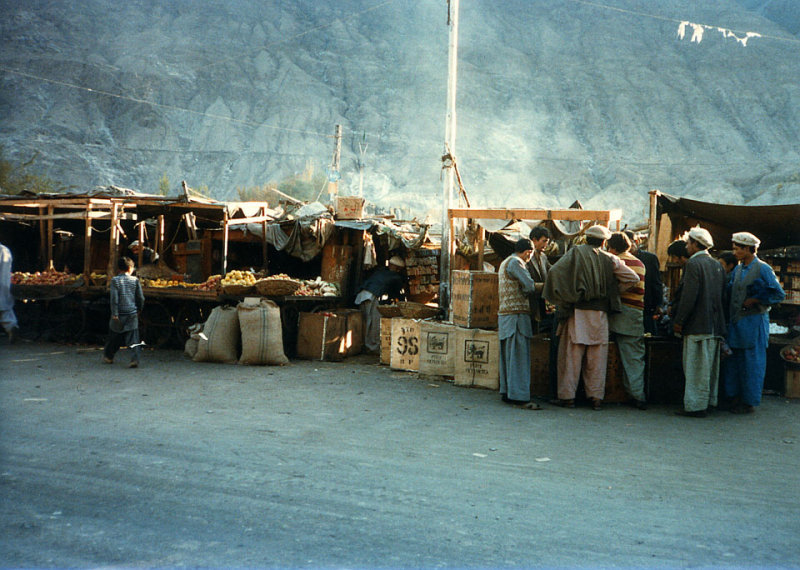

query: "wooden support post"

left=137, top=222, right=145, bottom=268
left=39, top=206, right=47, bottom=270
left=83, top=205, right=92, bottom=283
left=261, top=206, right=268, bottom=271
left=107, top=203, right=119, bottom=278
left=477, top=225, right=485, bottom=270
left=222, top=210, right=230, bottom=276
left=156, top=215, right=165, bottom=256
left=47, top=205, right=54, bottom=270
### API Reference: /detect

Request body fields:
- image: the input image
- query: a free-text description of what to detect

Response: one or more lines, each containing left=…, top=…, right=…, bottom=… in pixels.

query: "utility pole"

left=440, top=0, right=459, bottom=313
left=358, top=132, right=368, bottom=198
left=327, top=124, right=343, bottom=201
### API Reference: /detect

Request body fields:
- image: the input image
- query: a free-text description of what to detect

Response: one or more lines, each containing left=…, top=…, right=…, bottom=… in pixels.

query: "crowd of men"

left=497, top=224, right=786, bottom=417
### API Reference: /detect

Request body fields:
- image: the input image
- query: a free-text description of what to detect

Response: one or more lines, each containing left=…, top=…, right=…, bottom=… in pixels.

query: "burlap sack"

left=184, top=337, right=199, bottom=359
left=238, top=299, right=289, bottom=366
left=193, top=305, right=240, bottom=364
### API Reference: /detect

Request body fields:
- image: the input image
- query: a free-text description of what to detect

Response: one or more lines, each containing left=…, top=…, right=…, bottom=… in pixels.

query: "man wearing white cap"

left=544, top=224, right=639, bottom=410
left=355, top=255, right=406, bottom=354
left=724, top=231, right=785, bottom=414
left=672, top=226, right=726, bottom=417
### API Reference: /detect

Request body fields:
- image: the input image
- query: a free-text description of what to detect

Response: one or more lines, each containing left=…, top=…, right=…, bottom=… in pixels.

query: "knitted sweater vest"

left=498, top=255, right=531, bottom=315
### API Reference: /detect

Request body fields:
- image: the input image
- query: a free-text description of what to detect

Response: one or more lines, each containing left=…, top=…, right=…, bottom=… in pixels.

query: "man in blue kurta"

left=724, top=231, right=785, bottom=414
left=498, top=238, right=540, bottom=410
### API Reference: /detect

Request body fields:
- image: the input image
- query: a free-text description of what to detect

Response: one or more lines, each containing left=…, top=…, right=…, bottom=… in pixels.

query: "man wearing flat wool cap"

left=672, top=225, right=726, bottom=417
left=732, top=232, right=761, bottom=248
left=724, top=230, right=784, bottom=414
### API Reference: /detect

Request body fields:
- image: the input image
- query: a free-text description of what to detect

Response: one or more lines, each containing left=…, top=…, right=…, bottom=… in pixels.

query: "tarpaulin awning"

left=656, top=193, right=800, bottom=251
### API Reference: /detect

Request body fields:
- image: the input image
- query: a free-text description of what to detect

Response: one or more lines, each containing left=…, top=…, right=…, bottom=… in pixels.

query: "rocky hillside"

left=1, top=0, right=799, bottom=225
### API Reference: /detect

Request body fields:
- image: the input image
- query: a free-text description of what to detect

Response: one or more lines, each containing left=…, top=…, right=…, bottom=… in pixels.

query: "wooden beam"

left=224, top=214, right=275, bottom=226
left=448, top=208, right=614, bottom=222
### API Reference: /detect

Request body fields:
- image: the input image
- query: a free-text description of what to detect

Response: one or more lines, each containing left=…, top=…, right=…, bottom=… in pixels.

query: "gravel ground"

left=2, top=340, right=800, bottom=569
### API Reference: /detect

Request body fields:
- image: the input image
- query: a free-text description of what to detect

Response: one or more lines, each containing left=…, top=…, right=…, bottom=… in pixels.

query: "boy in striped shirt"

left=607, top=232, right=647, bottom=409
left=103, top=256, right=145, bottom=368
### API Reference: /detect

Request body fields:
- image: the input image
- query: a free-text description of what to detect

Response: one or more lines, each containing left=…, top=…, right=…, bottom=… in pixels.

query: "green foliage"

left=236, top=164, right=328, bottom=204
left=0, top=147, right=58, bottom=195
left=158, top=173, right=170, bottom=196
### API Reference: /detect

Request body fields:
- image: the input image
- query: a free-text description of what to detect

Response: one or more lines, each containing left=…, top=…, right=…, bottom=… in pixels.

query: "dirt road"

left=2, top=341, right=799, bottom=568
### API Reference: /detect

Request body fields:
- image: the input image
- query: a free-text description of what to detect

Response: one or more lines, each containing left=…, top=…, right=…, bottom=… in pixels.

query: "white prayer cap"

left=129, top=240, right=140, bottom=248
left=732, top=231, right=761, bottom=248
left=688, top=226, right=713, bottom=248
left=584, top=224, right=612, bottom=240
left=388, top=255, right=405, bottom=267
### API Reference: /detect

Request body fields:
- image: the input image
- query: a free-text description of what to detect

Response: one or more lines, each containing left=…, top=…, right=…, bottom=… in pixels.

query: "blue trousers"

left=724, top=346, right=767, bottom=406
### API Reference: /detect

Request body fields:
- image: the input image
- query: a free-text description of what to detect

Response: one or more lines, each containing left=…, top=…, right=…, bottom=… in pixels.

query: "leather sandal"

left=590, top=397, right=603, bottom=411
left=549, top=398, right=575, bottom=408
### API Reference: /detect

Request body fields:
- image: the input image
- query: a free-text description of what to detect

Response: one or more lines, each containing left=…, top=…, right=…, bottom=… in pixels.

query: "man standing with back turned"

left=672, top=226, right=726, bottom=417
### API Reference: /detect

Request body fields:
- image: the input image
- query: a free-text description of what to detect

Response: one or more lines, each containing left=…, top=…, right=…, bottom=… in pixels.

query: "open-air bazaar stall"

left=0, top=189, right=429, bottom=358
left=648, top=190, right=800, bottom=395
left=3, top=187, right=798, bottom=400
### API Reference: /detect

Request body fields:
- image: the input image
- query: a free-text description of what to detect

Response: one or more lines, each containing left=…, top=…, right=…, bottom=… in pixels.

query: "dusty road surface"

left=2, top=340, right=800, bottom=568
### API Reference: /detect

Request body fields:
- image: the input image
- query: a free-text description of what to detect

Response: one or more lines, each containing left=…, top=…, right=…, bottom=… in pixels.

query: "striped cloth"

left=110, top=273, right=144, bottom=316
left=619, top=251, right=645, bottom=310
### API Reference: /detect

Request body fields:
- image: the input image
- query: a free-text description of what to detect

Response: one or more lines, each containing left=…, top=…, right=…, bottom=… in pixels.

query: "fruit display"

left=143, top=278, right=192, bottom=288
left=782, top=345, right=800, bottom=364
left=293, top=276, right=339, bottom=297
left=221, top=270, right=257, bottom=287
left=196, top=275, right=222, bottom=292
left=11, top=269, right=82, bottom=286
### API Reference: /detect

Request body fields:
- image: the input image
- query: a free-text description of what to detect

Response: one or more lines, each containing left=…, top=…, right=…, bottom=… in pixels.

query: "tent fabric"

left=657, top=193, right=800, bottom=251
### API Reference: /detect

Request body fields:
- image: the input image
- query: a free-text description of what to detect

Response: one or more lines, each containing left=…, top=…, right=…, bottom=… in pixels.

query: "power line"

left=564, top=0, right=800, bottom=45
left=193, top=0, right=399, bottom=72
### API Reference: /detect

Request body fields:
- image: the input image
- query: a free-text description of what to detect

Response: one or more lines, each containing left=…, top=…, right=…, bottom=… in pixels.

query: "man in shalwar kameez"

left=0, top=243, right=19, bottom=343
left=672, top=227, right=727, bottom=418
left=498, top=238, right=541, bottom=410
left=724, top=231, right=785, bottom=414
left=543, top=225, right=639, bottom=410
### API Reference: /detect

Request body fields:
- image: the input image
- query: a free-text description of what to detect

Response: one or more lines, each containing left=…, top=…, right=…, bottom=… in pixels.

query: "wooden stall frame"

left=443, top=207, right=622, bottom=318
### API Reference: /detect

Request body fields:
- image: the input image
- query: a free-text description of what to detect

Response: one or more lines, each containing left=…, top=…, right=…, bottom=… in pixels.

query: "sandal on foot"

left=590, top=398, right=603, bottom=411
left=549, top=398, right=575, bottom=408
left=513, top=402, right=543, bottom=411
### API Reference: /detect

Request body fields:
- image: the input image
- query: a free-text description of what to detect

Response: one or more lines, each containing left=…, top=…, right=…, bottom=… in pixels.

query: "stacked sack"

left=190, top=300, right=288, bottom=366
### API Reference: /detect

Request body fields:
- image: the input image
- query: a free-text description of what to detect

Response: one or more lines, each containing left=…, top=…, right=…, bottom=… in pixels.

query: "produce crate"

left=453, top=326, right=499, bottom=390
left=334, top=196, right=365, bottom=220
left=785, top=367, right=800, bottom=398
left=451, top=270, right=498, bottom=329
left=390, top=317, right=421, bottom=372
left=296, top=312, right=348, bottom=361
left=418, top=321, right=457, bottom=377
left=380, top=317, right=393, bottom=365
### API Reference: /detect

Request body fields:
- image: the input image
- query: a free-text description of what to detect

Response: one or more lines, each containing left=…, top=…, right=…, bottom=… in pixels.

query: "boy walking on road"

left=104, top=256, right=145, bottom=368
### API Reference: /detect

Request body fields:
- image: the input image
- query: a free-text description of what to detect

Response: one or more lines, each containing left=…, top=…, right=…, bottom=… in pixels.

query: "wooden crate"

left=453, top=327, right=499, bottom=390
left=390, top=318, right=421, bottom=372
left=785, top=366, right=800, bottom=398
left=451, top=270, right=498, bottom=329
left=295, top=312, right=347, bottom=362
left=380, top=317, right=392, bottom=365
left=604, top=341, right=627, bottom=403
left=418, top=321, right=457, bottom=377
left=530, top=333, right=551, bottom=397
left=334, top=196, right=365, bottom=220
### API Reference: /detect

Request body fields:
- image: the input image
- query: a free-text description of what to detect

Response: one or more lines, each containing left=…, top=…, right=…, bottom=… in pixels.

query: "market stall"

left=648, top=190, right=800, bottom=395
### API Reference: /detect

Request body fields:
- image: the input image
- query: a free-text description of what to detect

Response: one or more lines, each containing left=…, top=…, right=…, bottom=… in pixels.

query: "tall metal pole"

left=439, top=0, right=459, bottom=312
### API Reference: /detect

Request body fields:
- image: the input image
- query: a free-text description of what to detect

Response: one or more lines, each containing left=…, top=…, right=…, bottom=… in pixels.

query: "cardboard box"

left=418, top=321, right=456, bottom=377
left=451, top=271, right=498, bottom=329
left=390, top=318, right=421, bottom=372
left=380, top=317, right=392, bottom=365
left=296, top=312, right=348, bottom=361
left=334, top=196, right=365, bottom=220
left=453, top=327, right=500, bottom=390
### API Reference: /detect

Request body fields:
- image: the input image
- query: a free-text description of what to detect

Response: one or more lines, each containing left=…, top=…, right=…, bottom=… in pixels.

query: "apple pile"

left=783, top=345, right=800, bottom=363
left=11, top=269, right=82, bottom=286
